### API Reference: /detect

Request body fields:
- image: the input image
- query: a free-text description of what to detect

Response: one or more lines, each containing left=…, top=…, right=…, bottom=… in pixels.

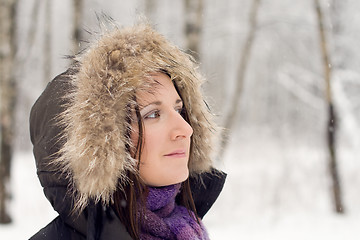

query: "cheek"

left=130, top=124, right=160, bottom=162
left=138, top=129, right=190, bottom=186
left=144, top=128, right=159, bottom=146
left=137, top=128, right=164, bottom=182
left=140, top=129, right=160, bottom=161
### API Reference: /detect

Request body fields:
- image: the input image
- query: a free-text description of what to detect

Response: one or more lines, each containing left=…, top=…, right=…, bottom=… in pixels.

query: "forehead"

left=136, top=73, right=181, bottom=106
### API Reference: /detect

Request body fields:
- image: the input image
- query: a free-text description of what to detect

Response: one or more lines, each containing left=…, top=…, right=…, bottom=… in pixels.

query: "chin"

left=143, top=167, right=189, bottom=187
left=161, top=169, right=189, bottom=186
left=174, top=168, right=189, bottom=184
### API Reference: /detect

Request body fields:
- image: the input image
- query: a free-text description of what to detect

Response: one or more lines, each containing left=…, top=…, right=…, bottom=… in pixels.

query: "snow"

left=0, top=152, right=57, bottom=239
left=2, top=1, right=360, bottom=238
left=203, top=130, right=360, bottom=239
left=1, top=134, right=360, bottom=239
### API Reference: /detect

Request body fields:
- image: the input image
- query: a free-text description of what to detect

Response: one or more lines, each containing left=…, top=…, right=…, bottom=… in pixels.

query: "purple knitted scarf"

left=138, top=183, right=210, bottom=240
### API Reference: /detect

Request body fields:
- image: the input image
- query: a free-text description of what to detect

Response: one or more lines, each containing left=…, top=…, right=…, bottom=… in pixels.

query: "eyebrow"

left=140, top=99, right=183, bottom=110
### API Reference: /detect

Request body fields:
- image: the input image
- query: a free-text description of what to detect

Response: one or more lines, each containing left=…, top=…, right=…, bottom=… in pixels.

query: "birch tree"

left=44, top=0, right=52, bottom=83
left=73, top=0, right=83, bottom=54
left=26, top=0, right=41, bottom=57
left=0, top=0, right=18, bottom=224
left=184, top=0, right=204, bottom=61
left=217, top=0, right=261, bottom=159
left=314, top=0, right=344, bottom=213
left=144, top=0, right=156, bottom=22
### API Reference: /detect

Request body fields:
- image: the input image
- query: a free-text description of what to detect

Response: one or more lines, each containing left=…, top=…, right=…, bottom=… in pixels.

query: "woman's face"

left=131, top=73, right=193, bottom=187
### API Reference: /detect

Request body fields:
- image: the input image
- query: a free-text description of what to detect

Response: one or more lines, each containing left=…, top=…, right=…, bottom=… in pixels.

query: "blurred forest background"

left=1, top=0, right=360, bottom=239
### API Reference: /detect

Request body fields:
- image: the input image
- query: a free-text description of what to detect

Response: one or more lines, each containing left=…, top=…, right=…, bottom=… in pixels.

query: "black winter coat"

left=29, top=70, right=226, bottom=240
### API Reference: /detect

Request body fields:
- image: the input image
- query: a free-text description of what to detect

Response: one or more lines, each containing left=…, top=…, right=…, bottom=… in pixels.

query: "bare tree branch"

left=314, top=0, right=344, bottom=214
left=217, top=0, right=261, bottom=159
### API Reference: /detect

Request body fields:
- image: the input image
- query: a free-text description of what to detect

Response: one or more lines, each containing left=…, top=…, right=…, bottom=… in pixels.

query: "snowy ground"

left=0, top=151, right=58, bottom=239
left=205, top=131, right=360, bottom=240
left=1, top=134, right=360, bottom=239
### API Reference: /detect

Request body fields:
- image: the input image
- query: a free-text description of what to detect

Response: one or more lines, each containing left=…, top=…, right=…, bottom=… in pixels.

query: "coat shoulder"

left=190, top=168, right=227, bottom=219
left=29, top=216, right=85, bottom=240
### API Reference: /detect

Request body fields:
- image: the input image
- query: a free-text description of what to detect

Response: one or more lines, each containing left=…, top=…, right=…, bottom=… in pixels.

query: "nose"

left=170, top=110, right=193, bottom=141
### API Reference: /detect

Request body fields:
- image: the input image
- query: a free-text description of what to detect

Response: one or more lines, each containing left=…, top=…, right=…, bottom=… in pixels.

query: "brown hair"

left=111, top=80, right=199, bottom=239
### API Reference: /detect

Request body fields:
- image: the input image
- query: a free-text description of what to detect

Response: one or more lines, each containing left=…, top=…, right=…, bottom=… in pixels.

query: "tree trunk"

left=44, top=0, right=52, bottom=83
left=144, top=0, right=156, bottom=22
left=314, top=0, right=344, bottom=214
left=217, top=0, right=261, bottom=160
left=184, top=0, right=203, bottom=61
left=15, top=0, right=40, bottom=82
left=0, top=0, right=18, bottom=224
left=27, top=0, right=41, bottom=55
left=73, top=0, right=83, bottom=54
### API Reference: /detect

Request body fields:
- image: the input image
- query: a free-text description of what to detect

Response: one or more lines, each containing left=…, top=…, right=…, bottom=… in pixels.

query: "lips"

left=164, top=150, right=186, bottom=158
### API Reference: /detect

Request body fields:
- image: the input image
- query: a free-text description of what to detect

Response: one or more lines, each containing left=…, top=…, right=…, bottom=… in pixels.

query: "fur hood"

left=36, top=24, right=216, bottom=211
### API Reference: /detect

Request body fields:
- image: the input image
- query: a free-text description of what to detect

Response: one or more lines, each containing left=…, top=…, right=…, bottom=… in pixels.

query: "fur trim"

left=57, top=24, right=216, bottom=211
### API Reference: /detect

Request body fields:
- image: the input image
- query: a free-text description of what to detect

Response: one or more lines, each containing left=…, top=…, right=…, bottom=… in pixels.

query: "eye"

left=144, top=110, right=160, bottom=119
left=175, top=108, right=182, bottom=114
left=176, top=106, right=185, bottom=117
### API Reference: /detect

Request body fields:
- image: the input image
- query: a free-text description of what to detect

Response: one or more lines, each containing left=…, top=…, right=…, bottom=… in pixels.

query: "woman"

left=30, top=23, right=226, bottom=240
